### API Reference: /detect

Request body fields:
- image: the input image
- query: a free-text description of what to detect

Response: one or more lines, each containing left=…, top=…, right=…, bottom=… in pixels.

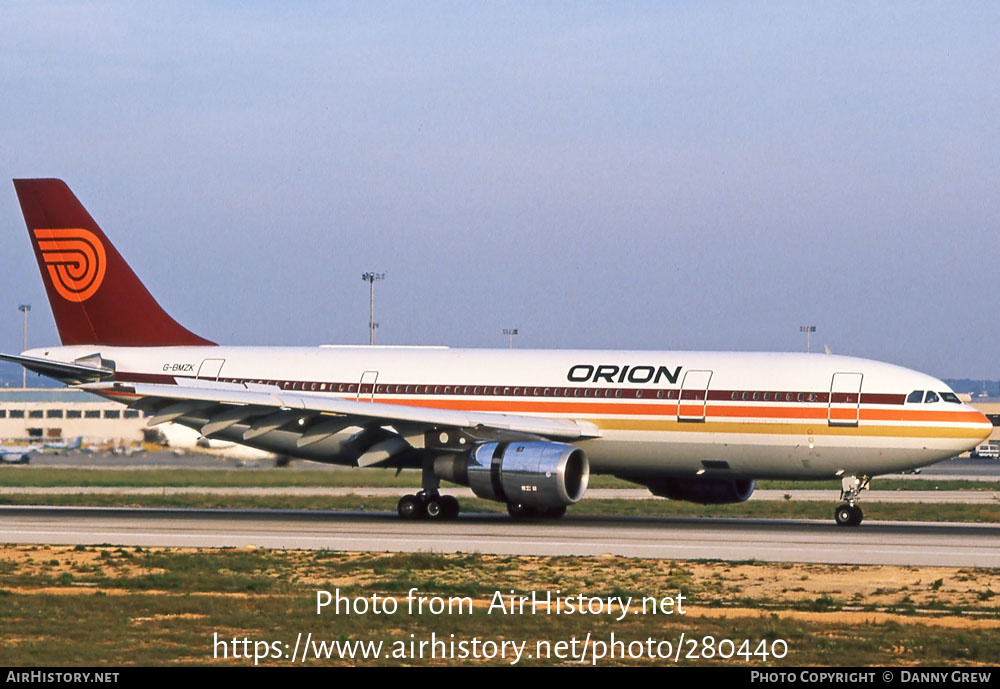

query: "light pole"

left=361, top=272, right=385, bottom=345
left=18, top=304, right=30, bottom=387
left=799, top=325, right=816, bottom=353
left=502, top=328, right=518, bottom=349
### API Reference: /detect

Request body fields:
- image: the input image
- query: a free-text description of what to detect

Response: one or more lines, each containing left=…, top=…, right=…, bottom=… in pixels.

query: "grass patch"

left=0, top=545, right=997, bottom=666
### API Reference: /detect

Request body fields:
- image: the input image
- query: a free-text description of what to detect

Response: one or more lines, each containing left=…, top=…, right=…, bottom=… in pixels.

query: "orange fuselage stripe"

left=373, top=396, right=986, bottom=425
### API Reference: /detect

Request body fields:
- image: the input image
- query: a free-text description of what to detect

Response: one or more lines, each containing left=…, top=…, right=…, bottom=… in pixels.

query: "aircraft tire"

left=425, top=498, right=447, bottom=520
left=441, top=495, right=460, bottom=519
left=540, top=505, right=566, bottom=519
left=834, top=503, right=862, bottom=527
left=506, top=503, right=536, bottom=520
left=397, top=494, right=425, bottom=520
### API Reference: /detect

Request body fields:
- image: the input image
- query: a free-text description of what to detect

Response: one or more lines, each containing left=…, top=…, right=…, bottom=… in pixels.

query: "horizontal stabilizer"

left=0, top=352, right=113, bottom=384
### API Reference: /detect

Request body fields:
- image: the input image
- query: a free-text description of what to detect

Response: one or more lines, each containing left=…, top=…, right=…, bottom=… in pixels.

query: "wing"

left=77, top=378, right=601, bottom=468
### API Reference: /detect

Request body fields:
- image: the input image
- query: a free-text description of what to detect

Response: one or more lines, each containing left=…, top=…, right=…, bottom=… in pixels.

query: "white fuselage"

left=26, top=345, right=992, bottom=479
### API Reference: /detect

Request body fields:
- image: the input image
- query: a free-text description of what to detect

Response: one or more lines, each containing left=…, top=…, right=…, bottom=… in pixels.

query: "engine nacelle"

left=434, top=441, right=589, bottom=508
left=637, top=477, right=756, bottom=505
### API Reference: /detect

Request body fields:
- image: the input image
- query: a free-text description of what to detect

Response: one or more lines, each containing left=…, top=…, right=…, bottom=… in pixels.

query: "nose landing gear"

left=834, top=475, right=870, bottom=526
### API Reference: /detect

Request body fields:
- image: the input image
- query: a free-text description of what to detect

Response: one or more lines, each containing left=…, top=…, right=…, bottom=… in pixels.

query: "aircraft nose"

left=968, top=405, right=994, bottom=441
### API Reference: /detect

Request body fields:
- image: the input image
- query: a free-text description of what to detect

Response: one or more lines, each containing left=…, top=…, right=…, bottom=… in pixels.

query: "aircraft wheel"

left=540, top=505, right=566, bottom=519
left=425, top=497, right=449, bottom=520
left=506, top=503, right=536, bottom=520
left=397, top=494, right=425, bottom=520
left=441, top=495, right=460, bottom=519
left=850, top=505, right=863, bottom=526
left=834, top=503, right=862, bottom=527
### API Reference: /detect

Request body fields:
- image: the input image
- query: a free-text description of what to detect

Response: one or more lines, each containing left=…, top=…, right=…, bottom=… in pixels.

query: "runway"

left=1, top=486, right=996, bottom=503
left=2, top=505, right=998, bottom=567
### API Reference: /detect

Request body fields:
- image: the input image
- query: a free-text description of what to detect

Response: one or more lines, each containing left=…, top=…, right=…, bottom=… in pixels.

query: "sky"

left=1, top=2, right=998, bottom=379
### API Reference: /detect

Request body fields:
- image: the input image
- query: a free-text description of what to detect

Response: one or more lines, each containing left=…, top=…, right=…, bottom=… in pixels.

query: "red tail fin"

left=13, top=179, right=215, bottom=347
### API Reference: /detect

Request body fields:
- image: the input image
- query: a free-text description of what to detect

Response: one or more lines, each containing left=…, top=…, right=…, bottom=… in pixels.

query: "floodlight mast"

left=18, top=304, right=30, bottom=387
left=362, top=272, right=385, bottom=345
left=502, top=328, right=518, bottom=349
left=799, top=325, right=816, bottom=353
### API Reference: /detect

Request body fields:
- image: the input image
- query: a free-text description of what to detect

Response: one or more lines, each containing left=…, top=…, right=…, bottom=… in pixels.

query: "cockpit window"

left=906, top=390, right=923, bottom=404
left=923, top=391, right=940, bottom=404
left=940, top=392, right=961, bottom=404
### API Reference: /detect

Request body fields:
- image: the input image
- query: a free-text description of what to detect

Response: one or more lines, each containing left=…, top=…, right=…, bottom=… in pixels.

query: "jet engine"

left=633, top=477, right=756, bottom=504
left=434, top=440, right=589, bottom=508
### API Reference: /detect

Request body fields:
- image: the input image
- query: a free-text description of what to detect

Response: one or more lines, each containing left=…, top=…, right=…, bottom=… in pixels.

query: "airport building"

left=0, top=388, right=147, bottom=444
left=972, top=401, right=1000, bottom=448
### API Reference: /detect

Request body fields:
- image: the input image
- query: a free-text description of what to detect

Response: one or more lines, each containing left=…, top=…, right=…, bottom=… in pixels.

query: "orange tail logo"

left=33, top=228, right=107, bottom=303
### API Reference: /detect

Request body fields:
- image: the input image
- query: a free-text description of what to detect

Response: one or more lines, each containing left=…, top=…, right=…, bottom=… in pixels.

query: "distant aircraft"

left=40, top=436, right=83, bottom=453
left=3, top=179, right=993, bottom=525
left=156, top=422, right=282, bottom=463
left=0, top=443, right=37, bottom=465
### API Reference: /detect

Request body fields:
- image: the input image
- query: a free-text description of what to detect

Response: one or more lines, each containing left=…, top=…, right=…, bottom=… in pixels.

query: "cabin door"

left=358, top=370, right=379, bottom=401
left=196, top=358, right=226, bottom=380
left=828, top=372, right=863, bottom=427
left=678, top=369, right=713, bottom=422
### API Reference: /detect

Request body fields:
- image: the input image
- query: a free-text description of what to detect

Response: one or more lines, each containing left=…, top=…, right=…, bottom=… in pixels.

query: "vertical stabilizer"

left=13, top=179, right=215, bottom=346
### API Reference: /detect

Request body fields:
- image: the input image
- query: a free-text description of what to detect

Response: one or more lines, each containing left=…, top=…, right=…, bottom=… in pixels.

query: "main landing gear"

left=397, top=455, right=460, bottom=520
left=397, top=491, right=460, bottom=520
left=834, top=474, right=870, bottom=527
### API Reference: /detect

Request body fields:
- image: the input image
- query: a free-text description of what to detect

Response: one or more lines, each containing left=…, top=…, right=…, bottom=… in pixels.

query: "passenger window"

left=924, top=391, right=940, bottom=404
left=906, top=390, right=923, bottom=404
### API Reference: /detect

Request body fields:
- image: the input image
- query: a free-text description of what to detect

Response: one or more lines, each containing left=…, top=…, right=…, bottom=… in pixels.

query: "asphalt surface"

left=2, top=505, right=998, bottom=567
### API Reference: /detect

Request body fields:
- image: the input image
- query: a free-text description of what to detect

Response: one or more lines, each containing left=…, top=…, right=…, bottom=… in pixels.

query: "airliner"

left=156, top=421, right=283, bottom=464
left=5, top=179, right=992, bottom=526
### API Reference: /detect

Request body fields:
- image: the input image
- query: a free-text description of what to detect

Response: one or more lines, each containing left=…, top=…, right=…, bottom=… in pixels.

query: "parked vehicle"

left=971, top=444, right=1000, bottom=459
